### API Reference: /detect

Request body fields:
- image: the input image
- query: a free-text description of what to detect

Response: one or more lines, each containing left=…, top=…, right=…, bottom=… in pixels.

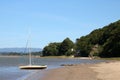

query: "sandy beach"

left=22, top=61, right=120, bottom=80
left=91, top=61, right=120, bottom=80
left=24, top=61, right=120, bottom=80
left=41, top=64, right=97, bottom=80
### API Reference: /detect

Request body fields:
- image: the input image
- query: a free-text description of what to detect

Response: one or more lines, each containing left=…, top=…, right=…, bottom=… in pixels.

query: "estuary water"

left=0, top=56, right=105, bottom=80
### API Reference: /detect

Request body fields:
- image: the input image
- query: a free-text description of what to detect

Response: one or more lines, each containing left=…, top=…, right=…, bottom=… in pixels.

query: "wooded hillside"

left=76, top=20, right=120, bottom=57
left=43, top=20, right=120, bottom=57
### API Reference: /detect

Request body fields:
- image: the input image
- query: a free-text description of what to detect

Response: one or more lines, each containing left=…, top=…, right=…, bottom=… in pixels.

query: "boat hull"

left=19, top=65, right=47, bottom=69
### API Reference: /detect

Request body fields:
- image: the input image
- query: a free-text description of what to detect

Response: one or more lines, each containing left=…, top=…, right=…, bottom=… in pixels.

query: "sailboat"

left=19, top=31, right=47, bottom=69
left=19, top=49, right=47, bottom=69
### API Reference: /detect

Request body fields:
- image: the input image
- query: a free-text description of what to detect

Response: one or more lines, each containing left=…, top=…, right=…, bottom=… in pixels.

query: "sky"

left=0, top=0, right=120, bottom=48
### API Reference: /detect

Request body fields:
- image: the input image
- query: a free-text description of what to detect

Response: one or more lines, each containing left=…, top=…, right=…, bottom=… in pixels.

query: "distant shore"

left=1, top=55, right=120, bottom=61
left=0, top=55, right=23, bottom=58
left=0, top=55, right=92, bottom=59
left=0, top=55, right=41, bottom=58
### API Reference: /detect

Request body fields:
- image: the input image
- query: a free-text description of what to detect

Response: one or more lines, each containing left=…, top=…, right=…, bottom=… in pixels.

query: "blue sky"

left=0, top=0, right=120, bottom=48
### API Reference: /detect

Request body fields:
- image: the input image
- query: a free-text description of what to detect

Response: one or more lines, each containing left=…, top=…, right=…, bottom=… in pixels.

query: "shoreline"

left=1, top=55, right=120, bottom=80
left=0, top=55, right=91, bottom=59
left=24, top=61, right=120, bottom=80
left=24, top=63, right=98, bottom=80
left=1, top=55, right=120, bottom=60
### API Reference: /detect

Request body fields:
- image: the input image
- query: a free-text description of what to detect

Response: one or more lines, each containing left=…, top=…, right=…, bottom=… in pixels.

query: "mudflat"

left=41, top=64, right=98, bottom=80
left=25, top=61, right=120, bottom=80
left=40, top=61, right=120, bottom=80
left=92, top=61, right=120, bottom=80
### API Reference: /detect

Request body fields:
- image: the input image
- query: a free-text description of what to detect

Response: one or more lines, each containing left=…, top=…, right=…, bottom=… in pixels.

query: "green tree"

left=100, top=22, right=120, bottom=57
left=42, top=42, right=61, bottom=56
left=59, top=38, right=74, bottom=56
left=75, top=36, right=92, bottom=57
left=76, top=20, right=120, bottom=57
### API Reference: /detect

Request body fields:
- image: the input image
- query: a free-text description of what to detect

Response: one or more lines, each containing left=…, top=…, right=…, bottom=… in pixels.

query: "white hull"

left=19, top=65, right=47, bottom=69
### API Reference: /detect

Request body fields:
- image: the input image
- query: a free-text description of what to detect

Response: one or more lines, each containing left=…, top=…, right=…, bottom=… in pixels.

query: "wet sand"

left=24, top=61, right=120, bottom=80
left=92, top=61, right=120, bottom=80
left=41, top=64, right=97, bottom=80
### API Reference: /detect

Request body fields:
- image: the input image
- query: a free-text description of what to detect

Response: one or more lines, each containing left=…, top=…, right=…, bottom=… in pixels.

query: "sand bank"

left=41, top=64, right=97, bottom=80
left=91, top=61, right=120, bottom=80
left=24, top=61, right=120, bottom=80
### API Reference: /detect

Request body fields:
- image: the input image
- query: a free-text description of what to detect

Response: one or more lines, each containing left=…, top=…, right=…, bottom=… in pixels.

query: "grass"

left=102, top=57, right=120, bottom=60
left=40, top=55, right=76, bottom=59
left=95, top=57, right=120, bottom=61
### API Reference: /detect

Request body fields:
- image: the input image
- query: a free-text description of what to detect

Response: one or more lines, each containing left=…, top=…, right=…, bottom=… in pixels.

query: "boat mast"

left=27, top=29, right=32, bottom=65
left=29, top=44, right=32, bottom=65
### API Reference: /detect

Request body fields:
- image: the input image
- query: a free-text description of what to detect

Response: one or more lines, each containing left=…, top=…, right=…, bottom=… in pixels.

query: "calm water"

left=0, top=56, right=105, bottom=80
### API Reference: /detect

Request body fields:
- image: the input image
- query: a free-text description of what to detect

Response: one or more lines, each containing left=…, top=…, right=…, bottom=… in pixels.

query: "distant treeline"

left=42, top=20, right=120, bottom=57
left=0, top=52, right=42, bottom=56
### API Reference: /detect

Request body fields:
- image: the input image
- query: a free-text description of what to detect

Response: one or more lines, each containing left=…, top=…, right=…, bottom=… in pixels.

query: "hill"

left=0, top=48, right=42, bottom=53
left=76, top=20, right=120, bottom=57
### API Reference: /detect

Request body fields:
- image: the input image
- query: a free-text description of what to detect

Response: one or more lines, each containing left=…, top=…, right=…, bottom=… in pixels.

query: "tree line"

left=0, top=52, right=42, bottom=56
left=42, top=38, right=75, bottom=56
left=42, top=20, right=120, bottom=57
